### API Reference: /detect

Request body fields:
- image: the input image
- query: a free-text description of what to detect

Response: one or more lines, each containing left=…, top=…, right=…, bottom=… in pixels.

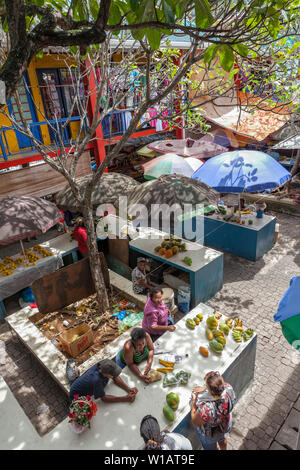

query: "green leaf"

left=146, top=28, right=161, bottom=50
left=163, top=0, right=175, bottom=23
left=194, top=0, right=214, bottom=28
left=108, top=3, right=122, bottom=25
left=203, top=44, right=218, bottom=65
left=70, top=45, right=79, bottom=55
left=36, top=50, right=44, bottom=60
left=130, top=0, right=142, bottom=11
left=218, top=45, right=235, bottom=72
left=233, top=43, right=249, bottom=57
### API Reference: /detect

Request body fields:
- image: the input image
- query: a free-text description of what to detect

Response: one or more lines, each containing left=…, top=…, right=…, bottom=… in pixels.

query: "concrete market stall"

left=178, top=213, right=276, bottom=261
left=129, top=228, right=224, bottom=308
left=1, top=303, right=256, bottom=450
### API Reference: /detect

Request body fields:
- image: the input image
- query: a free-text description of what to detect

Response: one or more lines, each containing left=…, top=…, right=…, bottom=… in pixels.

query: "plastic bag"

left=149, top=370, right=162, bottom=383
left=118, top=312, right=143, bottom=334
left=175, top=370, right=191, bottom=385
left=163, top=372, right=180, bottom=387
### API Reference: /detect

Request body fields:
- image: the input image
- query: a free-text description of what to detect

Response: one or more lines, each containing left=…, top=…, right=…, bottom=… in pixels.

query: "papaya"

left=206, top=316, right=218, bottom=329
left=193, top=317, right=200, bottom=325
left=219, top=323, right=230, bottom=335
left=163, top=405, right=175, bottom=422
left=199, top=346, right=209, bottom=357
left=158, top=248, right=166, bottom=256
left=209, top=339, right=223, bottom=355
left=186, top=318, right=196, bottom=329
left=196, top=314, right=203, bottom=321
left=212, top=329, right=224, bottom=339
left=216, top=335, right=226, bottom=346
left=206, top=328, right=214, bottom=341
left=165, top=249, right=174, bottom=258
left=166, top=392, right=180, bottom=410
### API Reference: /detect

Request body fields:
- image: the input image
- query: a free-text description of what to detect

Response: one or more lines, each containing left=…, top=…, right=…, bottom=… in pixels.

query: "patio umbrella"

left=55, top=173, right=140, bottom=211
left=192, top=150, right=291, bottom=193
left=147, top=137, right=228, bottom=159
left=142, top=153, right=203, bottom=180
left=274, top=276, right=300, bottom=350
left=127, top=174, right=219, bottom=216
left=0, top=196, right=62, bottom=246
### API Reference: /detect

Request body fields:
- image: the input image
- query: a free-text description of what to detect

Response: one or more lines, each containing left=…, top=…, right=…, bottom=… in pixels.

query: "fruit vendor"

left=73, top=217, right=89, bottom=259
left=190, top=371, right=236, bottom=450
left=132, top=257, right=152, bottom=295
left=69, top=359, right=138, bottom=404
left=139, top=415, right=192, bottom=450
left=115, top=327, right=154, bottom=384
left=142, top=287, right=175, bottom=342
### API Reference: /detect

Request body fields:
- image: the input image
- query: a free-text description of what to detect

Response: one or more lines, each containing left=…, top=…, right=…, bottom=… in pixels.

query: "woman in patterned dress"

left=190, top=371, right=236, bottom=450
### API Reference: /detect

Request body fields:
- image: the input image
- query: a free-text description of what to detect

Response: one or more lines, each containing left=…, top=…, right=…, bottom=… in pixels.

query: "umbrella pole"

left=20, top=240, right=26, bottom=260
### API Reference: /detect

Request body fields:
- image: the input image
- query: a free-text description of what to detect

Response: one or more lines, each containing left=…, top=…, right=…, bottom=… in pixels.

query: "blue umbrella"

left=192, top=150, right=291, bottom=193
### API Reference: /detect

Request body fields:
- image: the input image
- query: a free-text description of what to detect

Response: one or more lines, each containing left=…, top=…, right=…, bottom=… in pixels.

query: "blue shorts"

left=115, top=351, right=127, bottom=369
left=196, top=416, right=232, bottom=450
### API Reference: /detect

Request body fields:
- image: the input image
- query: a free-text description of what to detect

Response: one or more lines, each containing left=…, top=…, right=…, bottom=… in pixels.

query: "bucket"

left=177, top=285, right=190, bottom=313
left=162, top=287, right=175, bottom=311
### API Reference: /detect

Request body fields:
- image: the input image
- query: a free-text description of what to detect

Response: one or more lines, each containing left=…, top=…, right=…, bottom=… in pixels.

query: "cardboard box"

left=59, top=324, right=93, bottom=358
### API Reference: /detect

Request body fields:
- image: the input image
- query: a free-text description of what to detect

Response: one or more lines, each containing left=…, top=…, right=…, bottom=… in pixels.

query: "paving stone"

left=275, top=424, right=298, bottom=450
left=269, top=441, right=287, bottom=450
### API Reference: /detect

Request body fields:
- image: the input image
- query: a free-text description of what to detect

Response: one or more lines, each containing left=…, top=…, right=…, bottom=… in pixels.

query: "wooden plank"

left=31, top=253, right=110, bottom=314
left=0, top=151, right=92, bottom=198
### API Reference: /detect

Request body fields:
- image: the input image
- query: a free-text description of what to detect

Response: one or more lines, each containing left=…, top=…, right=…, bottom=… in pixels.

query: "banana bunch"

left=213, top=311, right=222, bottom=320
left=225, top=318, right=233, bottom=329
left=232, top=330, right=243, bottom=342
left=234, top=318, right=243, bottom=327
left=243, top=329, right=254, bottom=341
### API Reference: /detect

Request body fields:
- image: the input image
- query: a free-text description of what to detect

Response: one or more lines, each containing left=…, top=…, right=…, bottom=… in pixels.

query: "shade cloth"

left=147, top=137, right=228, bottom=159
left=0, top=197, right=62, bottom=246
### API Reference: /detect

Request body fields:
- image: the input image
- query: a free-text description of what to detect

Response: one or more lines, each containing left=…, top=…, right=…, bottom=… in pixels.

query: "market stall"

left=129, top=228, right=223, bottom=308
left=179, top=211, right=276, bottom=261
left=40, top=303, right=257, bottom=450
left=0, top=247, right=63, bottom=322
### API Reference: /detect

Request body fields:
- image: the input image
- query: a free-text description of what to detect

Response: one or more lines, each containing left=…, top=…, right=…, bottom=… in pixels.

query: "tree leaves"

left=218, top=45, right=235, bottom=72
left=194, top=0, right=214, bottom=28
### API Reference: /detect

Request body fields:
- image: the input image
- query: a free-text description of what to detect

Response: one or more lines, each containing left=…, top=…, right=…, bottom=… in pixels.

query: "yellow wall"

left=0, top=52, right=83, bottom=158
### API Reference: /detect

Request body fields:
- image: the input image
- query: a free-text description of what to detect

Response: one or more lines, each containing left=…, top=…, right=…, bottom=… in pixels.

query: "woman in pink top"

left=142, top=287, right=176, bottom=342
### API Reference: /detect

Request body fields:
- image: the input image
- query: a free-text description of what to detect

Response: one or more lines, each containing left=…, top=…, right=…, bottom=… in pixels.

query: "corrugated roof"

left=272, top=134, right=300, bottom=150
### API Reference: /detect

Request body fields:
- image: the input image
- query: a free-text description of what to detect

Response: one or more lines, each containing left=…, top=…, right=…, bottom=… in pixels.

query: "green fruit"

left=206, top=316, right=218, bottom=329
left=209, top=340, right=223, bottom=354
left=219, top=323, right=230, bottom=335
left=216, top=335, right=226, bottom=346
left=186, top=319, right=196, bottom=329
left=166, top=392, right=180, bottom=410
left=196, top=314, right=203, bottom=321
left=163, top=405, right=175, bottom=421
left=206, top=328, right=214, bottom=341
left=212, top=329, right=224, bottom=339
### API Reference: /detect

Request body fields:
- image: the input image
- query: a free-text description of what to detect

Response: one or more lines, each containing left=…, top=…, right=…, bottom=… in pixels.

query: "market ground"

left=0, top=209, right=299, bottom=450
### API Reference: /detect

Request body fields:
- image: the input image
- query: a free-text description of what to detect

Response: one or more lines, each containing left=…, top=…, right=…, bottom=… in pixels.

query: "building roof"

left=271, top=134, right=300, bottom=150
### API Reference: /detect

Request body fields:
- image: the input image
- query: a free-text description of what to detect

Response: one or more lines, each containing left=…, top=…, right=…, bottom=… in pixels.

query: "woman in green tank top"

left=116, top=328, right=154, bottom=384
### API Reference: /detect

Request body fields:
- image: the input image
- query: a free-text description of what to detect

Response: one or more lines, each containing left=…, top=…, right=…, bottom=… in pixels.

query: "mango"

left=186, top=319, right=196, bottom=329
left=206, top=328, right=214, bottom=341
left=163, top=405, right=175, bottom=422
left=166, top=392, right=180, bottom=410
left=199, top=346, right=209, bottom=357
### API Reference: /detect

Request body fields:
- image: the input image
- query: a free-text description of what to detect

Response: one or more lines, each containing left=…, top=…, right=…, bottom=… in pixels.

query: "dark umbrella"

left=0, top=196, right=62, bottom=246
left=55, top=173, right=140, bottom=211
left=127, top=174, right=219, bottom=219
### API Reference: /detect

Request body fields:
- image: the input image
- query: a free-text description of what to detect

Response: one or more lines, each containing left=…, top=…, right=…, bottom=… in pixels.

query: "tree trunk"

left=82, top=204, right=110, bottom=314
left=285, top=149, right=300, bottom=193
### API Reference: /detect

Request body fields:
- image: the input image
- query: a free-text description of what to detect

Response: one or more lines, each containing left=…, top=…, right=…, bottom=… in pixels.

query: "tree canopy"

left=0, top=0, right=299, bottom=101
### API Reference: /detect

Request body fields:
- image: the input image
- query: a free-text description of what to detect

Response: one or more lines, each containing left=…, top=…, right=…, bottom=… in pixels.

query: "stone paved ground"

left=0, top=210, right=300, bottom=446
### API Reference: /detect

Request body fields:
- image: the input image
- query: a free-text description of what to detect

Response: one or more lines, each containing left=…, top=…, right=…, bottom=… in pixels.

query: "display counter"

left=40, top=303, right=256, bottom=450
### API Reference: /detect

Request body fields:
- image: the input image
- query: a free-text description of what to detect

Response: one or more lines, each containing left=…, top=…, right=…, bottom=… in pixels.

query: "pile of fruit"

left=188, top=311, right=256, bottom=357
left=154, top=234, right=187, bottom=259
left=33, top=245, right=53, bottom=258
left=157, top=358, right=175, bottom=374
left=163, top=392, right=180, bottom=422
